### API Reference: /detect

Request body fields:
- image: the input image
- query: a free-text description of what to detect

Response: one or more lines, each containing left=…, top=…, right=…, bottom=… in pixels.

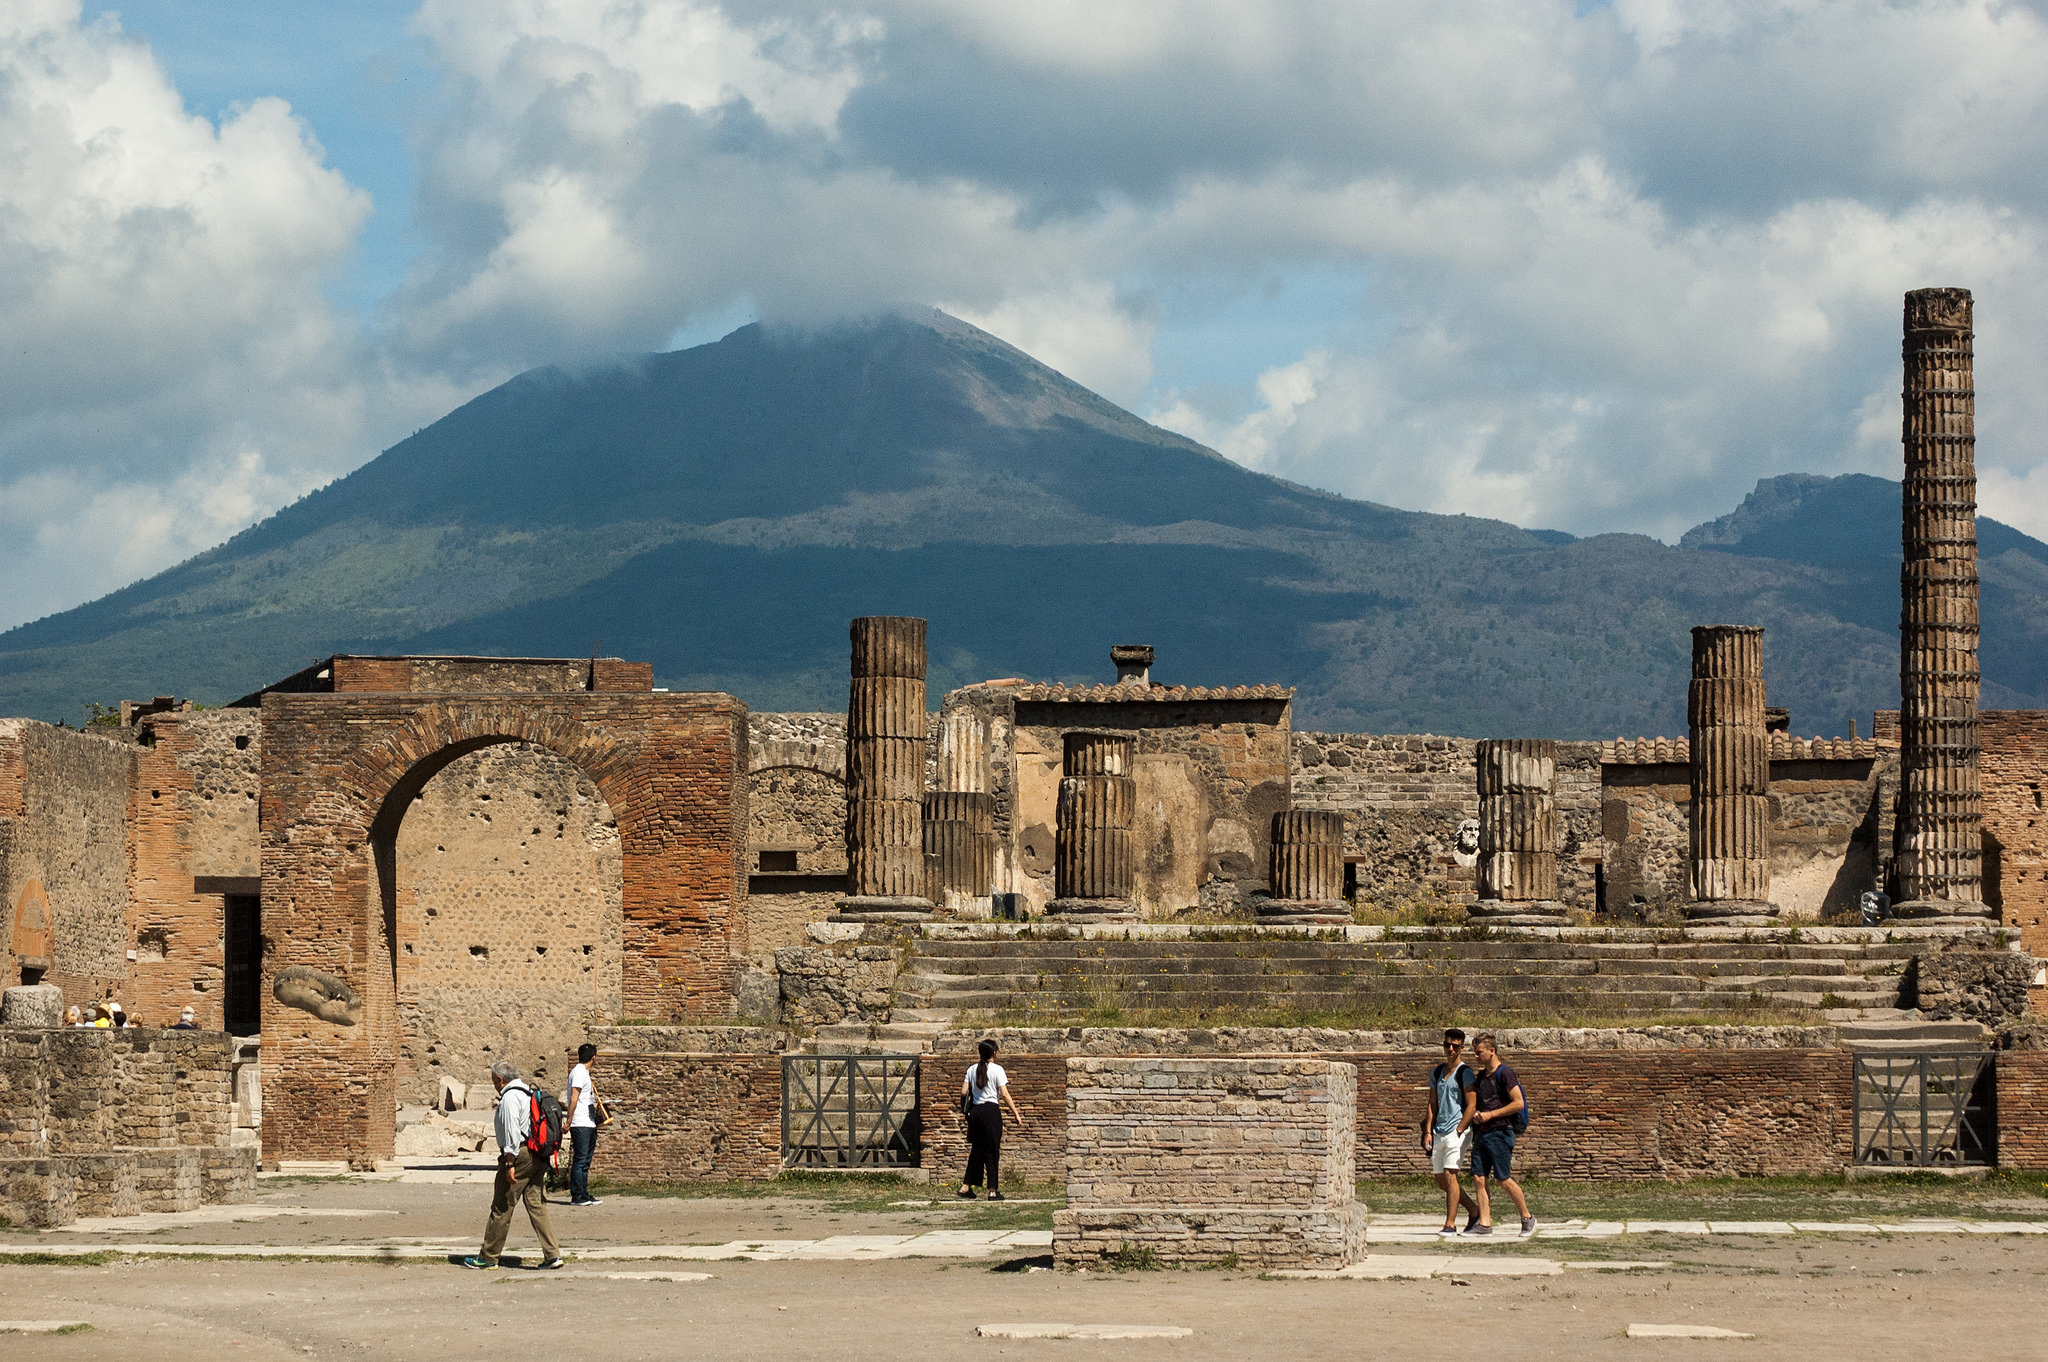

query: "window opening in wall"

left=223, top=894, right=260, bottom=1031
left=759, top=850, right=799, bottom=873
left=234, top=735, right=250, bottom=751
left=136, top=927, right=169, bottom=962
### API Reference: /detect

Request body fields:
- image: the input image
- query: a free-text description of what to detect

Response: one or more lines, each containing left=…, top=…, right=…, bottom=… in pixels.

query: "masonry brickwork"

left=1979, top=711, right=2048, bottom=960
left=1, top=720, right=132, bottom=999
left=126, top=708, right=262, bottom=1029
left=258, top=690, right=746, bottom=1168
left=1053, top=1057, right=1366, bottom=1269
left=582, top=1027, right=788, bottom=1181
left=392, top=742, right=623, bottom=1106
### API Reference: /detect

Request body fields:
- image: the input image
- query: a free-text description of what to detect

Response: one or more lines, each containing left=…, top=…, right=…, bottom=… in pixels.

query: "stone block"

left=436, top=1075, right=467, bottom=1113
left=64, top=1151, right=140, bottom=1217
left=0, top=1157, right=77, bottom=1228
left=122, top=1146, right=200, bottom=1213
left=198, top=1146, right=258, bottom=1203
left=0, top=985, right=66, bottom=1029
left=1053, top=1204, right=1368, bottom=1271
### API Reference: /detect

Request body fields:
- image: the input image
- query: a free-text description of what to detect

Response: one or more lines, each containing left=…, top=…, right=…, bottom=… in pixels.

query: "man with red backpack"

left=461, top=1060, right=564, bottom=1269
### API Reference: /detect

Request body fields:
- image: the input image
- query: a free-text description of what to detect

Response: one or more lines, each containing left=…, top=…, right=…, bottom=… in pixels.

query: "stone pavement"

left=1364, top=1211, right=2048, bottom=1242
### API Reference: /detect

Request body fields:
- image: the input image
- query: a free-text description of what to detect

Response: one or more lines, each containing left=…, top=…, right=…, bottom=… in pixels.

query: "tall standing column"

left=1895, top=287, right=1990, bottom=921
left=1686, top=625, right=1775, bottom=922
left=1047, top=732, right=1138, bottom=921
left=836, top=616, right=933, bottom=921
left=1260, top=810, right=1350, bottom=922
left=923, top=791, right=995, bottom=918
left=1471, top=739, right=1566, bottom=924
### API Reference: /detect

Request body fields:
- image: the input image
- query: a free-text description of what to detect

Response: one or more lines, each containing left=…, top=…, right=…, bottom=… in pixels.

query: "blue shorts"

left=1471, top=1127, right=1515, bottom=1180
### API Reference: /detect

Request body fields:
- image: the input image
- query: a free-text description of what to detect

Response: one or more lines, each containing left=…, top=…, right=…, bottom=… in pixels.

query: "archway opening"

left=375, top=741, right=623, bottom=1106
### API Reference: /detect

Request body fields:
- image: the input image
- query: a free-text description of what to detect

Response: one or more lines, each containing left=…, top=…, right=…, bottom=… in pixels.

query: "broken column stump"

left=1053, top=1057, right=1367, bottom=1270
left=1685, top=624, right=1775, bottom=923
left=1260, top=809, right=1351, bottom=922
left=1470, top=738, right=1566, bottom=924
left=923, top=790, right=995, bottom=918
left=1046, top=732, right=1138, bottom=921
left=1895, top=287, right=1991, bottom=923
left=835, top=616, right=934, bottom=922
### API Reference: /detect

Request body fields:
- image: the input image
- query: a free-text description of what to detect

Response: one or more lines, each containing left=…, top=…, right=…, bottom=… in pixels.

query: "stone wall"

left=392, top=743, right=624, bottom=1106
left=774, top=944, right=899, bottom=1029
left=1054, top=1056, right=1365, bottom=1269
left=0, top=720, right=132, bottom=1000
left=746, top=714, right=849, bottom=955
left=919, top=1051, right=1069, bottom=1185
left=1905, top=946, right=2034, bottom=1024
left=1599, top=741, right=1890, bottom=920
left=1291, top=734, right=1602, bottom=914
left=1997, top=1049, right=2048, bottom=1170
left=127, top=709, right=262, bottom=1029
left=1004, top=694, right=1292, bottom=919
left=922, top=1026, right=1854, bottom=1180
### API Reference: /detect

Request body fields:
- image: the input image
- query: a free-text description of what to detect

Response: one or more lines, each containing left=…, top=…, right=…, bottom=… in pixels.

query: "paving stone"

left=1705, top=1221, right=1795, bottom=1234
left=1626, top=1324, right=1755, bottom=1339
left=977, top=1324, right=1193, bottom=1340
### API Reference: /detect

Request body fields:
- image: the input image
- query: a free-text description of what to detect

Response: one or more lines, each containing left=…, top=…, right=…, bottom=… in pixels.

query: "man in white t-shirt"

left=566, top=1043, right=601, bottom=1207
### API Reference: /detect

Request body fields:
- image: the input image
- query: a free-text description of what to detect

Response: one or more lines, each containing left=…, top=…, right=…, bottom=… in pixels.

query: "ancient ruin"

left=3, top=289, right=2046, bottom=1193
left=1471, top=738, right=1565, bottom=924
left=1047, top=732, right=1139, bottom=920
left=1686, top=625, right=1774, bottom=922
left=837, top=617, right=933, bottom=922
left=1896, top=287, right=1991, bottom=921
left=1052, top=1057, right=1366, bottom=1270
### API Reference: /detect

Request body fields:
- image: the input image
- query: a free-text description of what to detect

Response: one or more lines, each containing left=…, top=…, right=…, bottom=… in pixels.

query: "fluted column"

left=1047, top=732, right=1138, bottom=920
left=836, top=616, right=933, bottom=920
left=1259, top=810, right=1351, bottom=922
left=1895, top=287, right=1990, bottom=922
left=1471, top=739, right=1565, bottom=924
left=1686, top=625, right=1774, bottom=922
left=923, top=791, right=994, bottom=917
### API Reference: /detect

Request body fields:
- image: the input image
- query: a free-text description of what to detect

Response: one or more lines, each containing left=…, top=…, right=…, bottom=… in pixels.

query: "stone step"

left=919, top=985, right=1828, bottom=1014
left=899, top=967, right=1892, bottom=997
left=909, top=938, right=1933, bottom=961
left=901, top=957, right=1884, bottom=983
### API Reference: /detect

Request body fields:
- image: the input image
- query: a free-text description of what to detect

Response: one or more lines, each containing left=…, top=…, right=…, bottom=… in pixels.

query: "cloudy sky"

left=3, top=0, right=2045, bottom=631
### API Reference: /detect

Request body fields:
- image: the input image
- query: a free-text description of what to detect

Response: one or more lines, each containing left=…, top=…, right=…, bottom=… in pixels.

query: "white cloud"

left=10, top=0, right=2048, bottom=630
left=0, top=0, right=462, bottom=629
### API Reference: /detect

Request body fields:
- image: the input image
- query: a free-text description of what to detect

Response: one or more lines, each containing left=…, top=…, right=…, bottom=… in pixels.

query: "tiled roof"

left=1601, top=735, right=1884, bottom=764
left=1009, top=681, right=1295, bottom=703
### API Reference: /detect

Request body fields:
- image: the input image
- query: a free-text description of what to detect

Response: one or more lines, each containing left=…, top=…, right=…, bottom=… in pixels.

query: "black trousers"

left=964, top=1103, right=1003, bottom=1190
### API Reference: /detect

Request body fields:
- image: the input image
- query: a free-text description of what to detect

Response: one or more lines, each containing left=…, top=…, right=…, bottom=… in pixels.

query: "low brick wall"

left=919, top=1053, right=1068, bottom=1186
left=593, top=1049, right=784, bottom=1182
left=1054, top=1057, right=1366, bottom=1269
left=1998, top=1050, right=2048, bottom=1170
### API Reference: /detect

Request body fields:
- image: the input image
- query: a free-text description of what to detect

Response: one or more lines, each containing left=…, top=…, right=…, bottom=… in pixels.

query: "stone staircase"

left=891, top=934, right=1953, bottom=1025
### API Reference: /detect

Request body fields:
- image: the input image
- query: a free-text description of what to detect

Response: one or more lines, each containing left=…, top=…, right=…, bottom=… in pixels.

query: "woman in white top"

left=958, top=1037, right=1026, bottom=1200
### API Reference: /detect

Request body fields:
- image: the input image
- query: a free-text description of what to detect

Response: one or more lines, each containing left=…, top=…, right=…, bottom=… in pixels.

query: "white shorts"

left=1429, top=1127, right=1470, bottom=1175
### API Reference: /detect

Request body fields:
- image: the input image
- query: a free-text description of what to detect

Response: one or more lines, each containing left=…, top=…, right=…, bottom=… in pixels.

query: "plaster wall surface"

left=0, top=720, right=132, bottom=1000
left=1006, top=698, right=1291, bottom=919
left=391, top=742, right=622, bottom=1105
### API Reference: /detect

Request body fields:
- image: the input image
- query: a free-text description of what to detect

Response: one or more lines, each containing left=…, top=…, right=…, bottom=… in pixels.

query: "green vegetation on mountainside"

left=2, top=311, right=2044, bottom=734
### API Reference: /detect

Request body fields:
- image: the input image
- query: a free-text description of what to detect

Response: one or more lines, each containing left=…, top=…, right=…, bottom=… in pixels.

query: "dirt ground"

left=3, top=1176, right=2046, bottom=1360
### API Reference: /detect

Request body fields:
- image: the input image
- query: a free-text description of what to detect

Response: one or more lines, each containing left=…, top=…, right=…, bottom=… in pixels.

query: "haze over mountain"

left=3, top=311, right=2045, bottom=737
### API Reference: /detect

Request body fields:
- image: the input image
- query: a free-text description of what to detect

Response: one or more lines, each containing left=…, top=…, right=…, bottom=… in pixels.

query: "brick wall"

left=127, top=709, right=262, bottom=1028
left=392, top=742, right=623, bottom=1106
left=1997, top=1050, right=2048, bottom=1170
left=259, top=690, right=747, bottom=1167
left=920, top=1041, right=1854, bottom=1179
left=1064, top=1057, right=1355, bottom=1207
left=593, top=1049, right=783, bottom=1181
left=918, top=1052, right=1069, bottom=1185
left=1981, top=712, right=2048, bottom=961
left=0, top=720, right=132, bottom=999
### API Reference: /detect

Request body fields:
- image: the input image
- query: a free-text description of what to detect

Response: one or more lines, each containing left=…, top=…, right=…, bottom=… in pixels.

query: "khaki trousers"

left=480, top=1150, right=559, bottom=1262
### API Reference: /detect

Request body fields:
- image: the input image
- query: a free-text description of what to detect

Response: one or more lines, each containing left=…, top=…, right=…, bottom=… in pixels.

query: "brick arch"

left=259, top=690, right=747, bottom=1169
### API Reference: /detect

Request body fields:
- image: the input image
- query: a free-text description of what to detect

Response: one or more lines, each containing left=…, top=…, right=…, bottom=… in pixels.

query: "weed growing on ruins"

left=0, top=1251, right=118, bottom=1267
left=1106, top=1243, right=1162, bottom=1270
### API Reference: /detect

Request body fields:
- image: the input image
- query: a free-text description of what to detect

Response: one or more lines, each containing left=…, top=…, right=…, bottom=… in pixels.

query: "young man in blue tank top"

left=1426, top=1028, right=1481, bottom=1237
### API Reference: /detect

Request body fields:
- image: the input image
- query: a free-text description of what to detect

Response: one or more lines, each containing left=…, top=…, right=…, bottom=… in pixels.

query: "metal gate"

left=781, top=1054, right=921, bottom=1168
left=1852, top=1052, right=1995, bottom=1167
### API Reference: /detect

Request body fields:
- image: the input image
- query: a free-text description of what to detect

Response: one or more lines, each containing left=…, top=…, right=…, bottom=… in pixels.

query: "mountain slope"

left=2, top=313, right=2044, bottom=735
